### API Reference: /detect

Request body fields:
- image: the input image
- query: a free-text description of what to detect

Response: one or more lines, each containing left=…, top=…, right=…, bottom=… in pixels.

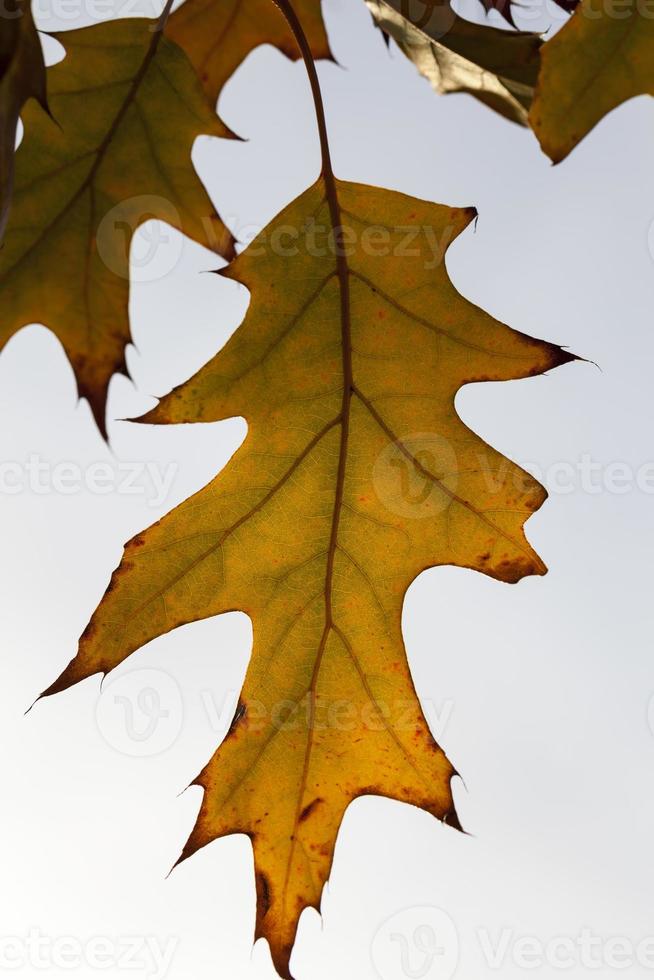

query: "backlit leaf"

left=0, top=0, right=46, bottom=239
left=166, top=0, right=332, bottom=109
left=530, top=0, right=653, bottom=162
left=0, top=17, right=234, bottom=437
left=43, top=178, right=574, bottom=977
left=366, top=0, right=542, bottom=125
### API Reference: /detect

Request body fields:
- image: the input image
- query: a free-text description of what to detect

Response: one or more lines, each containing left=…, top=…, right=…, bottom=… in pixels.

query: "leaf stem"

left=155, top=0, right=176, bottom=32
left=270, top=0, right=337, bottom=194
left=267, top=4, right=356, bottom=945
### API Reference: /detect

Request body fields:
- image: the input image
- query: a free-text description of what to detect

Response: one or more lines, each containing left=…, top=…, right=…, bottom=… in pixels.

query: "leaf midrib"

left=280, top=175, right=354, bottom=921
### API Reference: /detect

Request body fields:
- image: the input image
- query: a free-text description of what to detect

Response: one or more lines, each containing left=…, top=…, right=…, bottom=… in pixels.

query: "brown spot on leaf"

left=299, top=797, right=324, bottom=823
left=255, top=871, right=271, bottom=918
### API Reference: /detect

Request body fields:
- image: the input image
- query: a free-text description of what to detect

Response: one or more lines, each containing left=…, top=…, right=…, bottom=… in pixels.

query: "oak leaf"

left=366, top=0, right=542, bottom=125
left=530, top=0, right=653, bottom=162
left=43, top=179, right=573, bottom=977
left=0, top=0, right=46, bottom=239
left=166, top=0, right=332, bottom=109
left=0, top=17, right=234, bottom=437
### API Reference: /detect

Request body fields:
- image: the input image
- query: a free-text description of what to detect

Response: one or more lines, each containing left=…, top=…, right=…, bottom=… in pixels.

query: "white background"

left=2, top=0, right=654, bottom=977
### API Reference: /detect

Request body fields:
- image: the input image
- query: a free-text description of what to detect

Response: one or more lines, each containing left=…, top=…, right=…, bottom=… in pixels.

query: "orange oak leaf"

left=166, top=0, right=332, bottom=109
left=531, top=0, right=653, bottom=162
left=0, top=17, right=234, bottom=437
left=42, top=176, right=574, bottom=976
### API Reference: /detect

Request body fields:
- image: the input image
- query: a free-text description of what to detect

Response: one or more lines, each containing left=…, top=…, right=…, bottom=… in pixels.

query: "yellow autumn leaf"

left=531, top=0, right=654, bottom=162
left=43, top=176, right=574, bottom=976
left=0, top=17, right=234, bottom=437
left=0, top=0, right=46, bottom=239
left=366, top=0, right=542, bottom=126
left=166, top=0, right=332, bottom=109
